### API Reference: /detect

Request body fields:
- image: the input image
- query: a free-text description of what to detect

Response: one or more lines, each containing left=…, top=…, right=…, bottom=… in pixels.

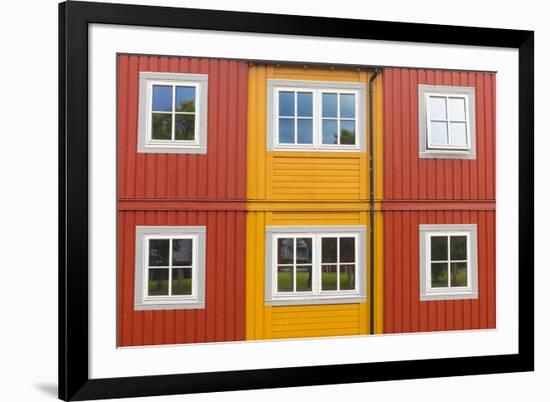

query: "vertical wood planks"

left=117, top=54, right=248, bottom=201
left=117, top=210, right=247, bottom=346
left=382, top=68, right=496, bottom=201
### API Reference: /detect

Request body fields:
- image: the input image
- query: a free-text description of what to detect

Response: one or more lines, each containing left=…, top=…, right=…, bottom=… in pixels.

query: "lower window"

left=265, top=226, right=367, bottom=306
left=134, top=226, right=206, bottom=310
left=419, top=224, right=478, bottom=301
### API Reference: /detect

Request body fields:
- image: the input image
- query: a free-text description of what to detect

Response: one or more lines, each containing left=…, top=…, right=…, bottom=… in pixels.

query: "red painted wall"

left=117, top=54, right=248, bottom=346
left=382, top=68, right=496, bottom=201
left=384, top=210, right=496, bottom=333
left=382, top=68, right=496, bottom=333
left=117, top=54, right=248, bottom=200
left=118, top=210, right=246, bottom=346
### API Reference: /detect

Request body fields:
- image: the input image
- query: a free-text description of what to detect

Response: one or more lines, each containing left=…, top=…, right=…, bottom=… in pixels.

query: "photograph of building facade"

left=116, top=54, right=496, bottom=347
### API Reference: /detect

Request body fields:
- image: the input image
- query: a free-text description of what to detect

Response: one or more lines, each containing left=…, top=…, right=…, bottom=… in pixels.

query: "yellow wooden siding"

left=373, top=74, right=385, bottom=333
left=271, top=152, right=366, bottom=200
left=271, top=304, right=361, bottom=339
left=245, top=210, right=372, bottom=340
left=247, top=65, right=371, bottom=201
left=245, top=65, right=385, bottom=340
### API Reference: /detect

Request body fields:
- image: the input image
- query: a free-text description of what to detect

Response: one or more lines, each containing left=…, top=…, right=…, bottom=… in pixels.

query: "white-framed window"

left=418, top=85, right=476, bottom=159
left=419, top=224, right=478, bottom=301
left=267, top=80, right=366, bottom=151
left=134, top=226, right=206, bottom=310
left=137, top=72, right=208, bottom=154
left=265, top=226, right=367, bottom=306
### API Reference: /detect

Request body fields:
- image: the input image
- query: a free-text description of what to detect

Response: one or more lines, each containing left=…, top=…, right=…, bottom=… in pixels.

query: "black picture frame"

left=59, top=1, right=534, bottom=400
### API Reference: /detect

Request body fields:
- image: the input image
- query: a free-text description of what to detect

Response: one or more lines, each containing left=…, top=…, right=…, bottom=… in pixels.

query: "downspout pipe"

left=368, top=68, right=381, bottom=334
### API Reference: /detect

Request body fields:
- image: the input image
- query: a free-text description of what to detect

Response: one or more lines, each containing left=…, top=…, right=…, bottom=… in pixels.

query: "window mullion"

left=293, top=237, right=297, bottom=293
left=336, top=235, right=340, bottom=291
left=294, top=92, right=298, bottom=145
left=314, top=235, right=319, bottom=296
left=337, top=93, right=341, bottom=145
left=171, top=85, right=176, bottom=141
left=168, top=238, right=173, bottom=296
left=447, top=235, right=451, bottom=288
left=445, top=95, right=451, bottom=145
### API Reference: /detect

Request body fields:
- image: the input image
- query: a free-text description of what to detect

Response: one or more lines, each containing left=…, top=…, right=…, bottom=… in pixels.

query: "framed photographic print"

left=59, top=1, right=534, bottom=400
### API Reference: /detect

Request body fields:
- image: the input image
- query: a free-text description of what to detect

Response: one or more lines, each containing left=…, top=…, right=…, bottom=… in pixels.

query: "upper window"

left=134, top=226, right=206, bottom=310
left=267, top=80, right=366, bottom=151
left=418, top=85, right=476, bottom=159
left=265, top=226, right=367, bottom=306
left=419, top=224, right=478, bottom=301
left=138, top=72, right=208, bottom=154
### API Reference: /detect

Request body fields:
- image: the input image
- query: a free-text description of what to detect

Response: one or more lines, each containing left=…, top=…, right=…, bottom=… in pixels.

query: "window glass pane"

left=451, top=262, right=468, bottom=287
left=175, top=114, right=195, bottom=140
left=429, top=96, right=446, bottom=120
left=322, top=93, right=338, bottom=117
left=339, top=237, right=355, bottom=262
left=430, top=236, right=448, bottom=261
left=339, top=264, right=355, bottom=290
left=340, top=94, right=355, bottom=118
left=148, top=268, right=169, bottom=295
left=321, top=265, right=338, bottom=290
left=448, top=97, right=466, bottom=121
left=152, top=113, right=172, bottom=140
left=279, top=118, right=295, bottom=144
left=149, top=239, right=169, bottom=266
left=277, top=266, right=293, bottom=292
left=296, top=238, right=313, bottom=264
left=296, top=265, right=313, bottom=292
left=449, top=122, right=468, bottom=147
left=152, top=85, right=173, bottom=112
left=340, top=120, right=356, bottom=145
left=431, top=263, right=448, bottom=288
left=450, top=236, right=467, bottom=260
left=172, top=238, right=192, bottom=266
left=279, top=91, right=295, bottom=116
left=297, top=92, right=313, bottom=117
left=297, top=119, right=313, bottom=144
left=322, top=119, right=338, bottom=144
left=429, top=121, right=448, bottom=146
left=175, top=86, right=196, bottom=112
left=277, top=238, right=294, bottom=264
left=322, top=237, right=337, bottom=263
left=172, top=267, right=193, bottom=295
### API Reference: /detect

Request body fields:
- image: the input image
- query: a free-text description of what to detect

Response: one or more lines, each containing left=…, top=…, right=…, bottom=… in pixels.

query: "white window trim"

left=137, top=72, right=208, bottom=154
left=265, top=226, right=367, bottom=306
left=419, top=224, right=478, bottom=301
left=418, top=84, right=476, bottom=159
left=267, top=80, right=366, bottom=152
left=134, top=226, right=206, bottom=310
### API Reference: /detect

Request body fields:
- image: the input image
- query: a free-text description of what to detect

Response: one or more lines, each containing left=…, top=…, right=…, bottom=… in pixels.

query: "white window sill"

left=266, top=296, right=366, bottom=306
left=419, top=150, right=476, bottom=159
left=420, top=292, right=478, bottom=301
left=134, top=301, right=205, bottom=311
left=138, top=145, right=207, bottom=154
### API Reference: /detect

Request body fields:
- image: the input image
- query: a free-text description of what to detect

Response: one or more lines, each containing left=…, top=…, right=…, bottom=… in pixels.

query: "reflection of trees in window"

left=340, top=128, right=355, bottom=145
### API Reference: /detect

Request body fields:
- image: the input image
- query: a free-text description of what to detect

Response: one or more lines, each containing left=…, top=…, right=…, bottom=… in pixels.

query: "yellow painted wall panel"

left=271, top=303, right=362, bottom=339
left=245, top=65, right=385, bottom=341
left=374, top=211, right=385, bottom=334
left=247, top=65, right=372, bottom=201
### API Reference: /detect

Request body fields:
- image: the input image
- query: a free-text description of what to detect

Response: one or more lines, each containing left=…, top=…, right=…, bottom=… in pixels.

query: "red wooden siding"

left=383, top=210, right=496, bottom=333
left=118, top=210, right=246, bottom=346
left=382, top=68, right=496, bottom=201
left=117, top=54, right=248, bottom=200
